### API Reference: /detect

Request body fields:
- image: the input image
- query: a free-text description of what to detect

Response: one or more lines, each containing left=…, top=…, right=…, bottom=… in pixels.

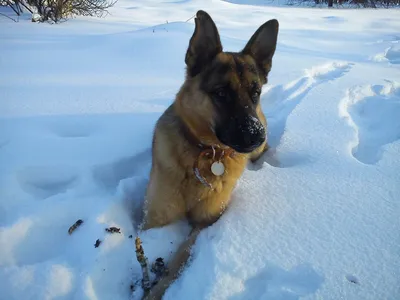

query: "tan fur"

left=139, top=10, right=279, bottom=300
left=250, top=105, right=269, bottom=162
left=142, top=84, right=250, bottom=231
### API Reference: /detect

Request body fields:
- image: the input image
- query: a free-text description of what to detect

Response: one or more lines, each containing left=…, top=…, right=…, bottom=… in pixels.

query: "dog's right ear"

left=185, top=10, right=223, bottom=77
left=242, top=19, right=279, bottom=82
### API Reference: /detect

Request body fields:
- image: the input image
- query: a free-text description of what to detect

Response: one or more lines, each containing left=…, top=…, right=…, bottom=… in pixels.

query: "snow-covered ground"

left=1, top=1, right=400, bottom=299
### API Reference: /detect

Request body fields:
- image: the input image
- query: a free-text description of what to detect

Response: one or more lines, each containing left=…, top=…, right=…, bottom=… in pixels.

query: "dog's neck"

left=177, top=114, right=237, bottom=188
left=173, top=101, right=227, bottom=151
left=178, top=116, right=228, bottom=153
left=180, top=119, right=209, bottom=150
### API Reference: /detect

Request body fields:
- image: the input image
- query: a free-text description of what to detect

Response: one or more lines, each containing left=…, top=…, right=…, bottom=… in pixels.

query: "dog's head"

left=176, top=10, right=279, bottom=154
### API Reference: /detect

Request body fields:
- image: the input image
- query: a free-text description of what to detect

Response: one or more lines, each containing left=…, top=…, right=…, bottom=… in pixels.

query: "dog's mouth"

left=231, top=142, right=264, bottom=153
left=216, top=133, right=265, bottom=154
left=221, top=140, right=264, bottom=154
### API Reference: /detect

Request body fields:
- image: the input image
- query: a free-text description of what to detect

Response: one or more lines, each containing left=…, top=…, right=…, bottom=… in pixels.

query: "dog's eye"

left=214, top=88, right=227, bottom=99
left=251, top=90, right=261, bottom=103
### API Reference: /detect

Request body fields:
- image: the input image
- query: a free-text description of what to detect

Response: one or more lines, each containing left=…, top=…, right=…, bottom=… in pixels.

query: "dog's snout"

left=216, top=114, right=266, bottom=153
left=244, top=133, right=265, bottom=148
left=231, top=115, right=266, bottom=152
left=242, top=116, right=265, bottom=141
left=245, top=116, right=265, bottom=135
left=241, top=116, right=265, bottom=134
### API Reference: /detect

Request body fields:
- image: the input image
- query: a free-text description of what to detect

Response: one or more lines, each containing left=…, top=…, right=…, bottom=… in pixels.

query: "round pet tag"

left=211, top=161, right=225, bottom=176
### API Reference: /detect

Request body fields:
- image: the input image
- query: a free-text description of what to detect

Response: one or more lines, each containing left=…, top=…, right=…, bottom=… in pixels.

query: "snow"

left=1, top=1, right=400, bottom=300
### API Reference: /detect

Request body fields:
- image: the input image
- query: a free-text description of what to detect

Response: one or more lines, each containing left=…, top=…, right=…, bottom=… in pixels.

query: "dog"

left=139, top=10, right=279, bottom=299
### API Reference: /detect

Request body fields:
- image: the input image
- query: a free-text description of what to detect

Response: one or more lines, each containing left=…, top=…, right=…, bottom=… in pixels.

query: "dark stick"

left=135, top=236, right=152, bottom=295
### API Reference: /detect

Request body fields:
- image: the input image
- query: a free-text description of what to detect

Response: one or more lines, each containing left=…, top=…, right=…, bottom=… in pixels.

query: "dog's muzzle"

left=217, top=115, right=266, bottom=153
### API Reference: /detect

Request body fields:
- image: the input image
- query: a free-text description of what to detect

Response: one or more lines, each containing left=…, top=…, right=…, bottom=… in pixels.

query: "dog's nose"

left=216, top=115, right=266, bottom=153
left=242, top=116, right=266, bottom=148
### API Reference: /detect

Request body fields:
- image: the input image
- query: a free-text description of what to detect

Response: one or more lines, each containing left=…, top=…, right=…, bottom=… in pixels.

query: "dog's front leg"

left=142, top=227, right=202, bottom=300
left=141, top=167, right=187, bottom=230
left=249, top=140, right=269, bottom=163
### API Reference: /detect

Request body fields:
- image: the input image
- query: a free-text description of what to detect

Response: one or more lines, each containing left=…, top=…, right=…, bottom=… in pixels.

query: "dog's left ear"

left=185, top=10, right=223, bottom=77
left=242, top=19, right=279, bottom=81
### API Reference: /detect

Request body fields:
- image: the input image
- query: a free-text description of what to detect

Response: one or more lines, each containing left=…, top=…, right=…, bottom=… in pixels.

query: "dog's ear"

left=185, top=10, right=223, bottom=77
left=242, top=19, right=279, bottom=81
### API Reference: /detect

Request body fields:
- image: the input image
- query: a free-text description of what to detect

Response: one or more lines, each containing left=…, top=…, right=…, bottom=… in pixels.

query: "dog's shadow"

left=229, top=263, right=324, bottom=300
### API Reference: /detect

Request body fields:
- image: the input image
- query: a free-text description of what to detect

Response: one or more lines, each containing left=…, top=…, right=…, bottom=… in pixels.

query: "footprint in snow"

left=383, top=44, right=400, bottom=65
left=50, top=121, right=97, bottom=138
left=17, top=166, right=78, bottom=199
left=92, top=148, right=152, bottom=190
left=252, top=61, right=353, bottom=169
left=230, top=263, right=324, bottom=300
left=372, top=42, right=400, bottom=65
left=346, top=274, right=360, bottom=285
left=340, top=80, right=400, bottom=165
left=322, top=16, right=346, bottom=24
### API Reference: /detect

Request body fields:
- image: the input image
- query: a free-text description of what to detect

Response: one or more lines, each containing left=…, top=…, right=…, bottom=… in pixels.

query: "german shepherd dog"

left=140, top=10, right=279, bottom=299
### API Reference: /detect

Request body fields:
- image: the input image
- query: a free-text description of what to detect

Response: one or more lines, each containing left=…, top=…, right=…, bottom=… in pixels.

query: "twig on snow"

left=135, top=236, right=152, bottom=295
left=68, top=219, right=84, bottom=235
left=151, top=257, right=168, bottom=285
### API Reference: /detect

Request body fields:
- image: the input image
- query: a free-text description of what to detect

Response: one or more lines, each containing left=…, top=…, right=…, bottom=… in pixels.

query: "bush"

left=4, top=0, right=117, bottom=23
left=29, top=0, right=118, bottom=22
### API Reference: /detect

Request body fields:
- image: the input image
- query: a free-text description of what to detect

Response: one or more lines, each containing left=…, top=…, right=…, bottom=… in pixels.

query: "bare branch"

left=135, top=236, right=152, bottom=295
left=6, top=0, right=20, bottom=15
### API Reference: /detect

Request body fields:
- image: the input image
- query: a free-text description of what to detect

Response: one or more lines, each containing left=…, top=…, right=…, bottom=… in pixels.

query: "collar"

left=179, top=118, right=236, bottom=189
